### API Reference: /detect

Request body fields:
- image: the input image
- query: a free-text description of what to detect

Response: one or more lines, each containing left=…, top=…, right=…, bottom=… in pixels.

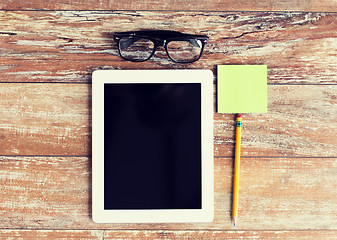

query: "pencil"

left=233, top=114, right=242, bottom=226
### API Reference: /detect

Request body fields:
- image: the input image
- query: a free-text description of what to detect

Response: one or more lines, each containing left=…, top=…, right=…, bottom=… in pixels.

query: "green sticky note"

left=217, top=65, right=267, bottom=113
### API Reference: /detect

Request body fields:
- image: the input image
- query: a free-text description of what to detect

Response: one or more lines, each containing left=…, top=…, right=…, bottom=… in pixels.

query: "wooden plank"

left=1, top=0, right=336, bottom=12
left=0, top=11, right=336, bottom=84
left=1, top=156, right=337, bottom=230
left=104, top=230, right=337, bottom=239
left=215, top=85, right=337, bottom=157
left=1, top=229, right=337, bottom=239
left=1, top=84, right=336, bottom=157
left=0, top=156, right=92, bottom=229
left=0, top=83, right=90, bottom=156
left=0, top=230, right=103, bottom=239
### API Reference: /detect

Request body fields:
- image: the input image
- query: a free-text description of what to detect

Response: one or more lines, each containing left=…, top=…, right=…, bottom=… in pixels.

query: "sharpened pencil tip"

left=233, top=217, right=237, bottom=227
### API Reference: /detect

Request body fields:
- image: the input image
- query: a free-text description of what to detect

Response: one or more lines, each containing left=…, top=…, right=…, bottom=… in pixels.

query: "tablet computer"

left=92, top=69, right=213, bottom=223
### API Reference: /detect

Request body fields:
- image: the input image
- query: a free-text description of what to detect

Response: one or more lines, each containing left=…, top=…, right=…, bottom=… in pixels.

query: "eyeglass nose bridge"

left=150, top=39, right=168, bottom=56
left=148, top=40, right=168, bottom=61
left=152, top=39, right=166, bottom=48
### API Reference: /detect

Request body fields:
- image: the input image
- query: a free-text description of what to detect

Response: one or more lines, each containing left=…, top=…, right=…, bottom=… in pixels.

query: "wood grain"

left=0, top=156, right=91, bottom=229
left=1, top=229, right=337, bottom=239
left=104, top=230, right=337, bottom=239
left=0, top=83, right=90, bottom=156
left=1, top=0, right=336, bottom=12
left=0, top=230, right=103, bottom=239
left=1, top=84, right=336, bottom=157
left=1, top=2, right=336, bottom=237
left=0, top=11, right=336, bottom=84
left=1, top=156, right=337, bottom=230
left=215, top=85, right=337, bottom=157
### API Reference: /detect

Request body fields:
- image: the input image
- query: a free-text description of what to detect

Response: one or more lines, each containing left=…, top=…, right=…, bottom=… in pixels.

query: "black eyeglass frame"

left=114, top=30, right=209, bottom=63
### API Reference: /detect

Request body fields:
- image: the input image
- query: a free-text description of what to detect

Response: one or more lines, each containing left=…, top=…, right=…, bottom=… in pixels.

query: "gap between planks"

left=1, top=228, right=337, bottom=231
left=0, top=9, right=337, bottom=13
left=1, top=155, right=337, bottom=158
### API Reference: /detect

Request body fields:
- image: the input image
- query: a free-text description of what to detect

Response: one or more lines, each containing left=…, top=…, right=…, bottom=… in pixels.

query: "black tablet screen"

left=104, top=83, right=201, bottom=209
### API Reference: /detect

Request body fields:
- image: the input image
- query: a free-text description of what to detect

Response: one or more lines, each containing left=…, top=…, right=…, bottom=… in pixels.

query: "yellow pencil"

left=233, top=114, right=242, bottom=226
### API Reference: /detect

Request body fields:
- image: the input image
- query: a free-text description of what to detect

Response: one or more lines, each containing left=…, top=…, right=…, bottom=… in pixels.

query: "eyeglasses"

left=114, top=30, right=209, bottom=63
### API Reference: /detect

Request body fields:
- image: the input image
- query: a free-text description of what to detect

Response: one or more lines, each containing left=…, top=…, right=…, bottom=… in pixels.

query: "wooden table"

left=1, top=0, right=337, bottom=239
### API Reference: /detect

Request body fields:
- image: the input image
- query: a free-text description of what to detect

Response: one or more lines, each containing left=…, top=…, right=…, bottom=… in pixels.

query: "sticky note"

left=217, top=65, right=267, bottom=113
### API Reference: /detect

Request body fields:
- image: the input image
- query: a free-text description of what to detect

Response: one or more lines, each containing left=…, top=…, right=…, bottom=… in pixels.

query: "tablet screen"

left=104, top=83, right=201, bottom=209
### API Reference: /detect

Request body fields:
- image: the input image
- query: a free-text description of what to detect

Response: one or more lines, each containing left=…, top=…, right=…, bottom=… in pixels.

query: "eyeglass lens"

left=118, top=36, right=203, bottom=62
left=166, top=39, right=203, bottom=63
left=119, top=37, right=155, bottom=61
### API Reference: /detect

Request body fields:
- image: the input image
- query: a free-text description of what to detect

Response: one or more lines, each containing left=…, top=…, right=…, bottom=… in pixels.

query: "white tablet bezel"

left=92, top=69, right=213, bottom=223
